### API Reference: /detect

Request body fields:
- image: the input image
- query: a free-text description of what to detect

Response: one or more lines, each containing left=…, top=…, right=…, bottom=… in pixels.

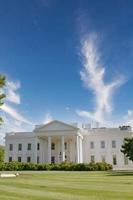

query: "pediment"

left=34, top=120, right=78, bottom=132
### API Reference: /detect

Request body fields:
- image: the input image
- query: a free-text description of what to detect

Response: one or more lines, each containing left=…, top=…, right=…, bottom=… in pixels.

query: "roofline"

left=34, top=120, right=79, bottom=132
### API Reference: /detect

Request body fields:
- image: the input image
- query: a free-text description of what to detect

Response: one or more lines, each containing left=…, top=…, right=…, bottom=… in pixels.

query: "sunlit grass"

left=0, top=171, right=133, bottom=200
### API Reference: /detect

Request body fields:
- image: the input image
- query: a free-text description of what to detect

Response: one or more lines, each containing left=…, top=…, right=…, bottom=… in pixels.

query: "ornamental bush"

left=0, top=162, right=112, bottom=171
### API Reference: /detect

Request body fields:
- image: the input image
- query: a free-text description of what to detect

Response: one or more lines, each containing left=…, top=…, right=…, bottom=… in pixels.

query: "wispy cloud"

left=6, top=80, right=21, bottom=104
left=126, top=119, right=133, bottom=126
left=127, top=110, right=133, bottom=117
left=122, top=110, right=133, bottom=127
left=1, top=104, right=33, bottom=125
left=0, top=78, right=34, bottom=137
left=77, top=33, right=126, bottom=123
left=65, top=106, right=71, bottom=111
left=43, top=112, right=53, bottom=124
left=0, top=112, right=30, bottom=143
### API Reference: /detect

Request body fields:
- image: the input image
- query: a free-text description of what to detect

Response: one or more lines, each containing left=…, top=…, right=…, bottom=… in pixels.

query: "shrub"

left=37, top=164, right=47, bottom=170
left=0, top=162, right=112, bottom=171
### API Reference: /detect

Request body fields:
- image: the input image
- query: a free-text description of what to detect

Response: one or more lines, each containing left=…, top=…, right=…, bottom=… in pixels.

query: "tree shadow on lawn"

left=107, top=170, right=133, bottom=176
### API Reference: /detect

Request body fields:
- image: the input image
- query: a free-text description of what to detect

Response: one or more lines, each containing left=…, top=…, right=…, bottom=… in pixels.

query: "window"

left=18, top=144, right=22, bottom=151
left=27, top=143, right=31, bottom=150
left=101, top=141, right=105, bottom=149
left=37, top=143, right=40, bottom=150
left=90, top=155, right=95, bottom=163
left=113, top=155, right=117, bottom=165
left=9, top=157, right=12, bottom=162
left=124, top=155, right=128, bottom=165
left=27, top=156, right=31, bottom=163
left=101, top=155, right=106, bottom=162
left=65, top=142, right=67, bottom=150
left=90, top=141, right=94, bottom=149
left=9, top=144, right=13, bottom=151
left=112, top=140, right=116, bottom=148
left=37, top=156, right=39, bottom=164
left=51, top=156, right=55, bottom=163
left=18, top=157, right=21, bottom=162
left=51, top=143, right=55, bottom=150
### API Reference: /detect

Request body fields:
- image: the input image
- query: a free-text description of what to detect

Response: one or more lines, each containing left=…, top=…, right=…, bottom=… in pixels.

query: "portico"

left=33, top=120, right=83, bottom=164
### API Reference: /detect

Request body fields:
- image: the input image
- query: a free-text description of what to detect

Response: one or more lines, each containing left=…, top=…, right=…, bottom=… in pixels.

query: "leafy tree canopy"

left=121, top=138, right=133, bottom=161
left=0, top=145, right=4, bottom=162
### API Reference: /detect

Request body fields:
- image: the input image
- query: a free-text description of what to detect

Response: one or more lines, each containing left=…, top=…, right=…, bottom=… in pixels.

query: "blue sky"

left=1, top=0, right=133, bottom=138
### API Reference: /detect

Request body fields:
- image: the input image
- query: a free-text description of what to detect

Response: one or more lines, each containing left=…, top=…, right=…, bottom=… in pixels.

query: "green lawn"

left=0, top=171, right=133, bottom=200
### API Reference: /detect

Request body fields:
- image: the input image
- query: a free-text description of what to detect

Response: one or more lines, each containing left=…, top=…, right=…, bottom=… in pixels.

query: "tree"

left=121, top=138, right=133, bottom=161
left=0, top=145, right=4, bottom=162
left=0, top=74, right=6, bottom=123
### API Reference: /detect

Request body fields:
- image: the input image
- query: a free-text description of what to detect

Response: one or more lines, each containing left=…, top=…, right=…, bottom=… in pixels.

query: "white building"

left=4, top=120, right=133, bottom=169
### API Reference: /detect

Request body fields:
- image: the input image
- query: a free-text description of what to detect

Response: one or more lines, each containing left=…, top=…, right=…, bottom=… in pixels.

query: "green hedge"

left=0, top=162, right=112, bottom=171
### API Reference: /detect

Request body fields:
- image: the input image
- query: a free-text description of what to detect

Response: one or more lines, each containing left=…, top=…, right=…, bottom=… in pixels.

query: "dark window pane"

left=18, top=157, right=21, bottom=162
left=27, top=157, right=31, bottom=162
left=18, top=144, right=22, bottom=151
left=27, top=143, right=31, bottom=150
left=9, top=144, right=13, bottom=151
left=51, top=143, right=55, bottom=150
left=9, top=157, right=12, bottom=162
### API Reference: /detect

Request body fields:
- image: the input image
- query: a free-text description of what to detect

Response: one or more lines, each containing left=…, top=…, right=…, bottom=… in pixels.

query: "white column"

left=39, top=138, right=43, bottom=164
left=39, top=139, right=42, bottom=164
left=79, top=137, right=83, bottom=163
left=48, top=136, right=51, bottom=163
left=76, top=135, right=80, bottom=163
left=34, top=137, right=37, bottom=163
left=57, top=140, right=60, bottom=163
left=61, top=136, right=65, bottom=162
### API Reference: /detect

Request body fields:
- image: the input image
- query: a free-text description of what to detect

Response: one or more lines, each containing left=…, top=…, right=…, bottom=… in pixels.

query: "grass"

left=0, top=171, right=133, bottom=200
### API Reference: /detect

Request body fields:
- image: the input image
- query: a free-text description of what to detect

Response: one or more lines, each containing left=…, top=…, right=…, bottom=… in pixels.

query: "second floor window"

left=101, top=141, right=105, bottom=149
left=9, top=144, right=13, bottom=151
left=90, top=141, right=94, bottom=149
left=37, top=143, right=40, bottom=150
left=112, top=140, right=116, bottom=148
left=18, top=144, right=22, bottom=151
left=27, top=143, right=31, bottom=150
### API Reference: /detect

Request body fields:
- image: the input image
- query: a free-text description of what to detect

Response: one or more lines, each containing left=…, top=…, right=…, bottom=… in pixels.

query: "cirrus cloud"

left=6, top=80, right=21, bottom=104
left=1, top=104, right=33, bottom=125
left=127, top=110, right=133, bottom=117
left=43, top=112, right=53, bottom=124
left=0, top=78, right=34, bottom=137
left=76, top=33, right=126, bottom=124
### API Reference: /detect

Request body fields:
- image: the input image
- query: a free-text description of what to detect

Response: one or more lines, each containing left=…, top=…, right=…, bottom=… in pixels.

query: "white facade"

left=4, top=120, right=133, bottom=169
